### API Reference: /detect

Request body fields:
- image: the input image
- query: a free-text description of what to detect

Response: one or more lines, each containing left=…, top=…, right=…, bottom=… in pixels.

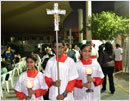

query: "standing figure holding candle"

left=14, top=55, right=48, bottom=100
left=74, top=44, right=104, bottom=101
left=44, top=38, right=79, bottom=100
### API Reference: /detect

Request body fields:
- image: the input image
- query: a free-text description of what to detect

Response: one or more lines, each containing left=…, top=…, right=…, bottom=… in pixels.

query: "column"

left=86, top=1, right=92, bottom=41
left=78, top=9, right=83, bottom=43
left=69, top=29, right=72, bottom=45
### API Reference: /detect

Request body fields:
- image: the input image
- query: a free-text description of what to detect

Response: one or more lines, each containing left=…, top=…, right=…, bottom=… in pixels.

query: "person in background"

left=99, top=42, right=115, bottom=94
left=5, top=59, right=14, bottom=71
left=64, top=44, right=70, bottom=55
left=41, top=48, right=54, bottom=100
left=73, top=44, right=80, bottom=62
left=114, top=44, right=123, bottom=71
left=3, top=46, right=13, bottom=60
left=35, top=53, right=41, bottom=63
left=14, top=55, right=48, bottom=100
left=91, top=43, right=98, bottom=60
left=1, top=61, right=8, bottom=74
left=74, top=44, right=104, bottom=101
left=13, top=53, right=21, bottom=64
left=44, top=38, right=78, bottom=100
left=41, top=48, right=54, bottom=71
left=41, top=48, right=51, bottom=63
left=97, top=44, right=104, bottom=63
left=67, top=44, right=77, bottom=62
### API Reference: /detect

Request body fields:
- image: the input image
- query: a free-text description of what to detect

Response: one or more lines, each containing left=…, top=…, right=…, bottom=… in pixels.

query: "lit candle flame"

left=26, top=80, right=34, bottom=88
left=85, top=67, right=93, bottom=75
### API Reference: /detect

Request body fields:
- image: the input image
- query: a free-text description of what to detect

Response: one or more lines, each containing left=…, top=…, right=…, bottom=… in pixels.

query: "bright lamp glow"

left=85, top=66, right=93, bottom=75
left=26, top=80, right=34, bottom=88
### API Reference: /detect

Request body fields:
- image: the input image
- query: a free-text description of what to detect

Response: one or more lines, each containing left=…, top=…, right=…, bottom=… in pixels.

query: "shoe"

left=101, top=88, right=106, bottom=93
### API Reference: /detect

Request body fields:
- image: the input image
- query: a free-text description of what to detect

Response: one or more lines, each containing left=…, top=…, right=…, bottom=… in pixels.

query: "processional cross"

left=46, top=3, right=66, bottom=95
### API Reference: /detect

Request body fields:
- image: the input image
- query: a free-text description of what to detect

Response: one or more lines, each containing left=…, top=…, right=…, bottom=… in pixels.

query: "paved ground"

left=101, top=70, right=129, bottom=100
left=1, top=70, right=129, bottom=101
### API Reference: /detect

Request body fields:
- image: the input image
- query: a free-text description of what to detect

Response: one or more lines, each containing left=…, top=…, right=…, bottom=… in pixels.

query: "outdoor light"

left=85, top=65, right=94, bottom=92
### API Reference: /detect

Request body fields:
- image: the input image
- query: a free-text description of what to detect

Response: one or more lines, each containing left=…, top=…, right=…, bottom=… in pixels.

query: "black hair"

left=98, top=45, right=104, bottom=52
left=65, top=43, right=69, bottom=47
left=26, top=55, right=37, bottom=62
left=7, top=46, right=11, bottom=49
left=52, top=38, right=65, bottom=46
left=105, top=42, right=113, bottom=54
left=80, top=44, right=92, bottom=51
left=116, top=43, right=120, bottom=47
left=72, top=43, right=78, bottom=49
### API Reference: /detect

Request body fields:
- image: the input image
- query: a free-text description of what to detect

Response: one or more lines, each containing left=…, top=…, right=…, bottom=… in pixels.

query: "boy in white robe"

left=74, top=44, right=104, bottom=101
left=14, top=55, right=48, bottom=100
left=44, top=39, right=79, bottom=100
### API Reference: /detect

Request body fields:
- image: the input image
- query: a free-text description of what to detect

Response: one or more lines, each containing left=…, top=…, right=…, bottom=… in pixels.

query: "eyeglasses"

left=53, top=46, right=64, bottom=49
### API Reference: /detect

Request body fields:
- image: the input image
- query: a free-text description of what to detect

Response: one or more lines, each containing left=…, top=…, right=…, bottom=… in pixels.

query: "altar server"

left=44, top=39, right=78, bottom=100
left=74, top=44, right=104, bottom=101
left=14, top=55, right=48, bottom=100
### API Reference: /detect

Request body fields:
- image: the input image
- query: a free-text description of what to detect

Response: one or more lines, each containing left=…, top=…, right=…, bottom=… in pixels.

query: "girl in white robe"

left=14, top=55, right=48, bottom=100
left=74, top=44, right=104, bottom=101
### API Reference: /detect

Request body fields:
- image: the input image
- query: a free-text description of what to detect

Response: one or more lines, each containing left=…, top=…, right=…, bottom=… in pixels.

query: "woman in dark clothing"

left=97, top=44, right=104, bottom=63
left=3, top=46, right=13, bottom=60
left=99, top=42, right=115, bottom=94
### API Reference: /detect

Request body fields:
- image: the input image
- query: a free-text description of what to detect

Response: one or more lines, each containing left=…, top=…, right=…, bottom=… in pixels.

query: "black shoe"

left=101, top=88, right=106, bottom=93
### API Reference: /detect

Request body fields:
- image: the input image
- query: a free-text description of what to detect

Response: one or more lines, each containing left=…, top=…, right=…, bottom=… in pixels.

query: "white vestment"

left=74, top=59, right=104, bottom=101
left=114, top=48, right=123, bottom=61
left=14, top=71, right=48, bottom=100
left=45, top=56, right=79, bottom=100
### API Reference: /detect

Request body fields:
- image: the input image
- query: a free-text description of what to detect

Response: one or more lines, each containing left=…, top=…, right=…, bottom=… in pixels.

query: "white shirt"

left=73, top=49, right=80, bottom=62
left=114, top=48, right=123, bottom=61
left=91, top=47, right=98, bottom=58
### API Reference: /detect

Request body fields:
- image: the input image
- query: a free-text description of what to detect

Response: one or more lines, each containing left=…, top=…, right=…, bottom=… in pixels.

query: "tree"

left=87, top=11, right=129, bottom=40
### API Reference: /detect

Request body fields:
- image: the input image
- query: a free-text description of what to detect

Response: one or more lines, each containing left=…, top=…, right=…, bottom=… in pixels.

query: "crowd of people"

left=1, top=39, right=123, bottom=101
left=1, top=46, right=22, bottom=75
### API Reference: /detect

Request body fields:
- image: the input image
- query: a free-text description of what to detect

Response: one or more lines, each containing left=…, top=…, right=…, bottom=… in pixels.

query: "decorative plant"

left=86, top=11, right=129, bottom=40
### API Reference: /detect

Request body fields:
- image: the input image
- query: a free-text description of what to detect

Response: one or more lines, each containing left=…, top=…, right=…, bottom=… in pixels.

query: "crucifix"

left=46, top=3, right=66, bottom=95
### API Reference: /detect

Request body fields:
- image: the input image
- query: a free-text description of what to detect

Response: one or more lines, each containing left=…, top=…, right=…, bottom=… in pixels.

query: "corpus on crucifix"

left=46, top=3, right=66, bottom=95
left=47, top=3, right=66, bottom=31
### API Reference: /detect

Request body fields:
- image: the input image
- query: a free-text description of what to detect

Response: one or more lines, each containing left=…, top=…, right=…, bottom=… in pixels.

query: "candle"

left=26, top=80, right=34, bottom=88
left=85, top=66, right=93, bottom=75
left=86, top=68, right=93, bottom=74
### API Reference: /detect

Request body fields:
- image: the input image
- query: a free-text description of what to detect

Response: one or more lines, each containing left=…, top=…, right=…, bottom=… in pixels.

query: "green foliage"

left=87, top=11, right=129, bottom=40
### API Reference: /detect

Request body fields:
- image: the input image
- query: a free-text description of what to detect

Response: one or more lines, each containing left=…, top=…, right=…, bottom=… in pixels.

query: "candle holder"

left=85, top=66, right=93, bottom=93
left=26, top=80, right=34, bottom=98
